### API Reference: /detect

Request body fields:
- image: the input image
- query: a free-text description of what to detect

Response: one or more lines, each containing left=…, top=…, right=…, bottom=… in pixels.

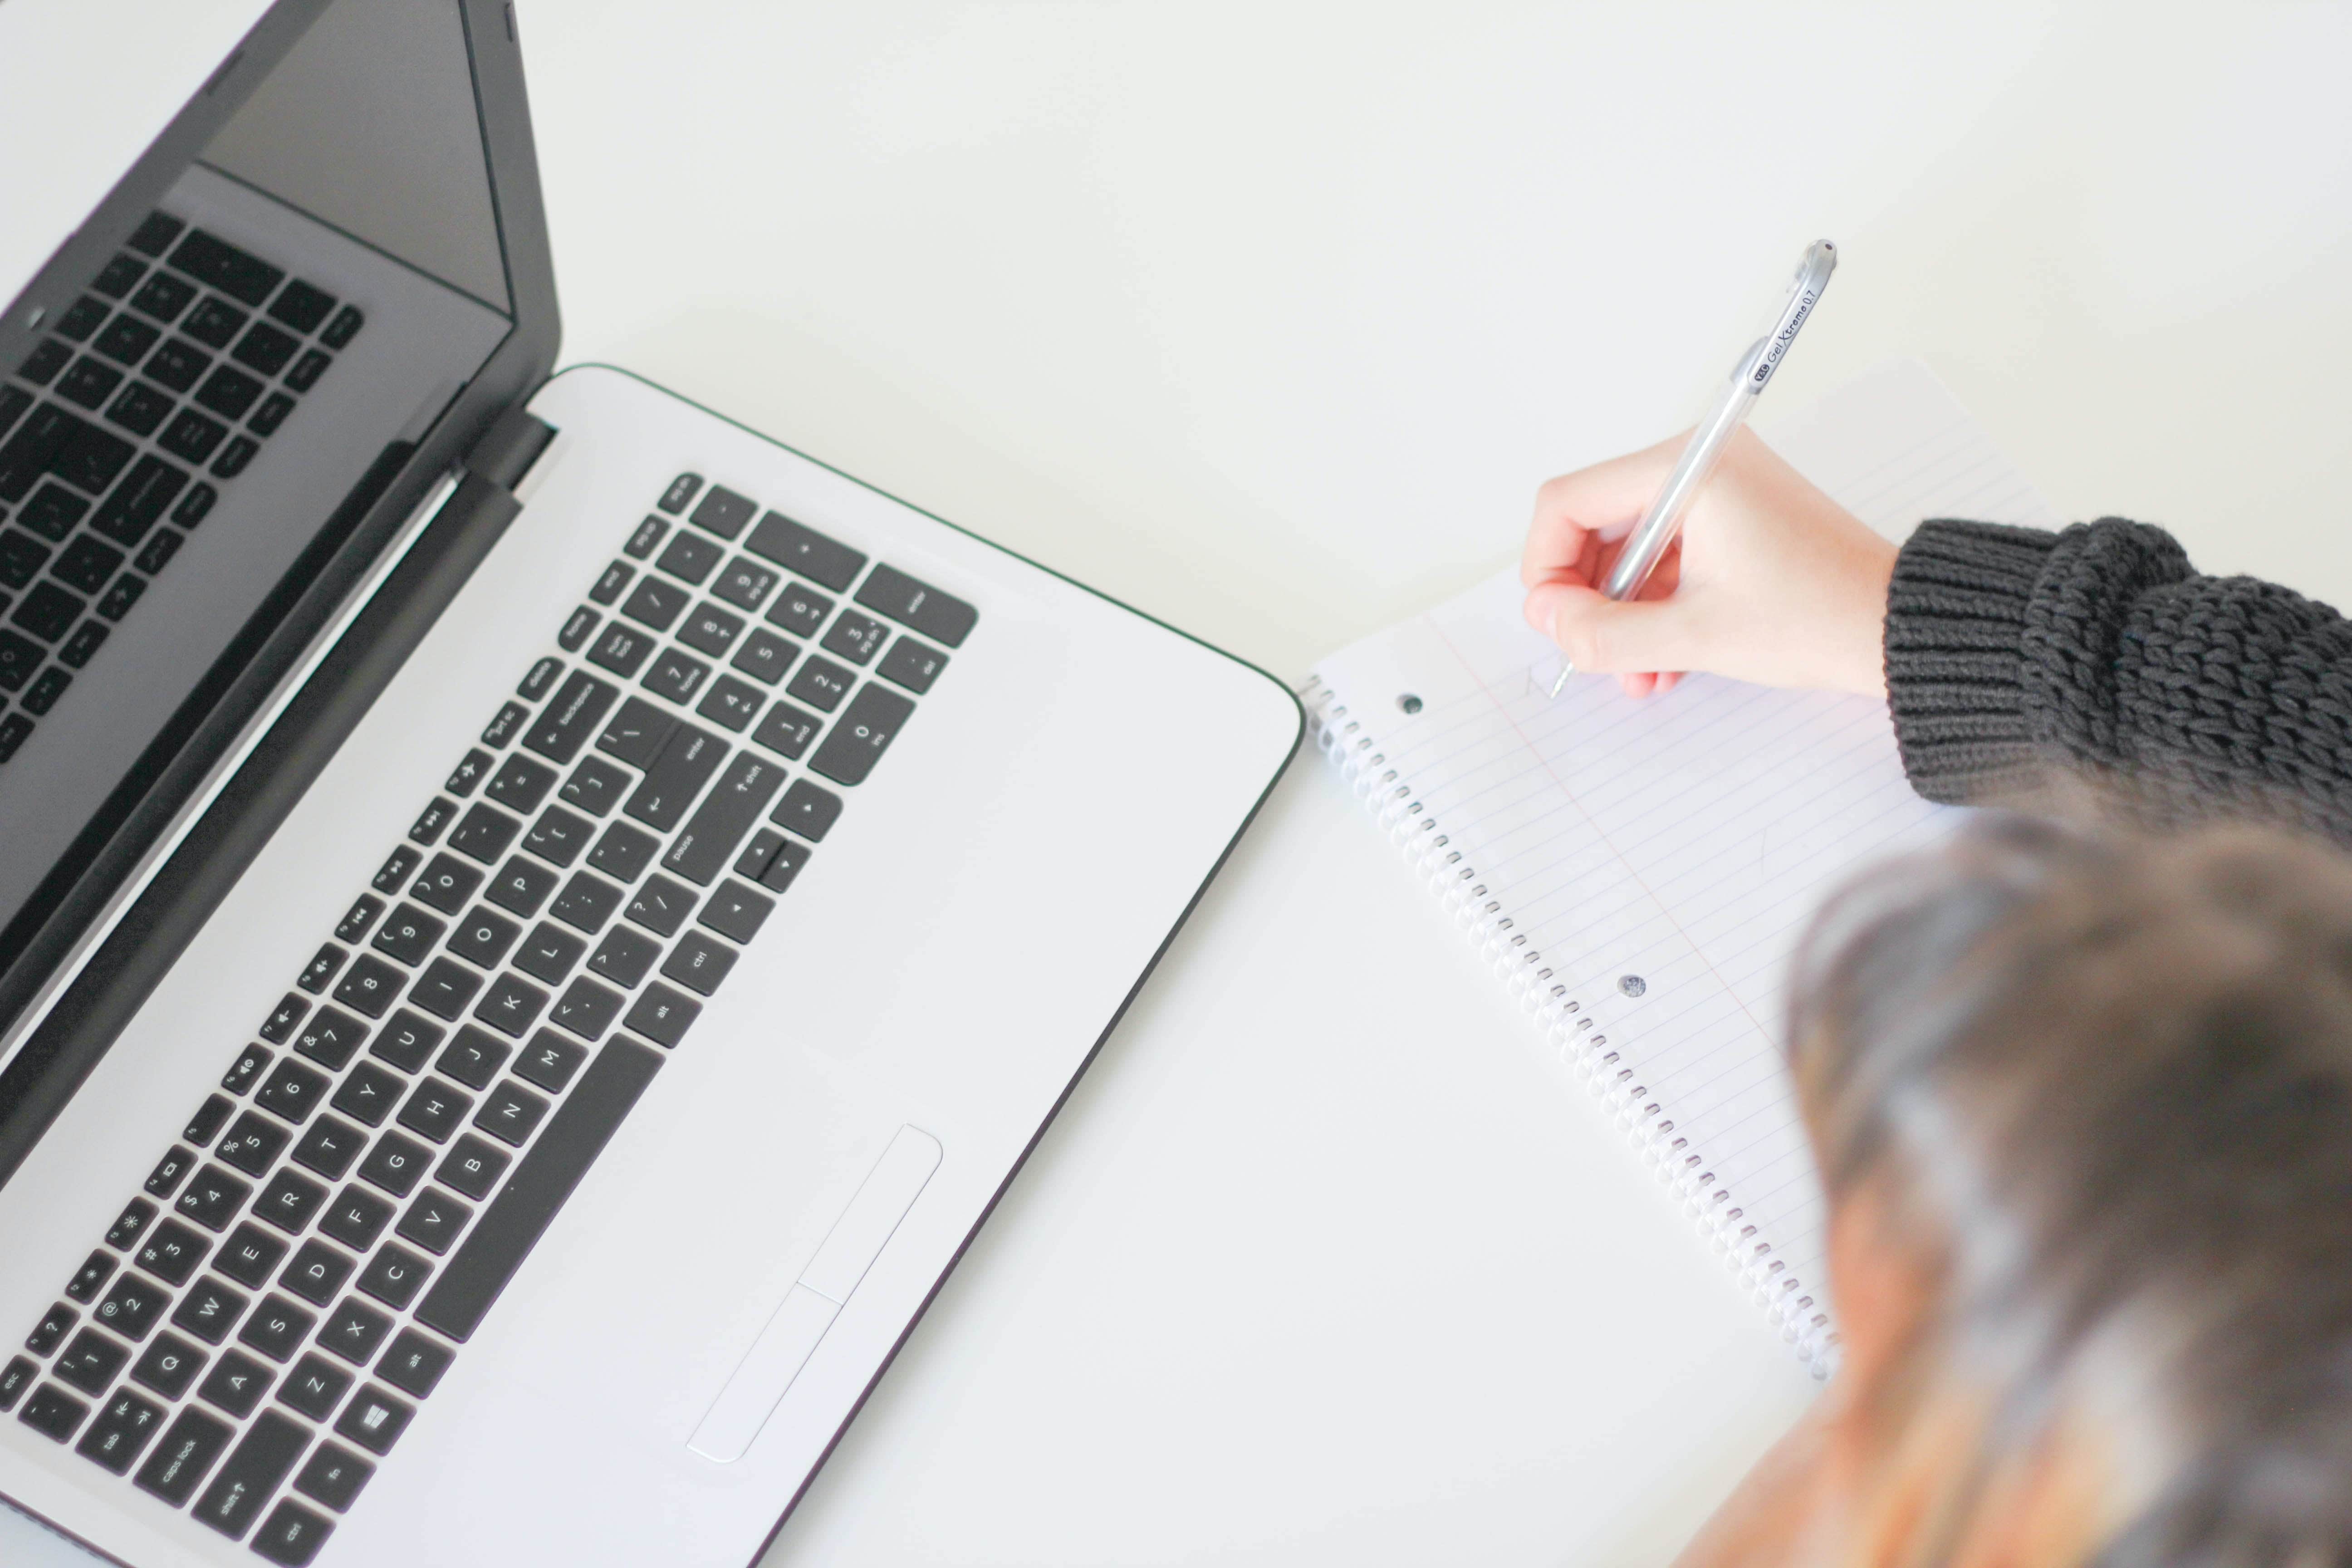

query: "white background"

left=12, top=3, right=2352, bottom=1564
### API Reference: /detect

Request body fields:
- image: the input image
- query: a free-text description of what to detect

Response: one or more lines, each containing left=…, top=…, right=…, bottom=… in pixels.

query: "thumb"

left=1524, top=580, right=1699, bottom=675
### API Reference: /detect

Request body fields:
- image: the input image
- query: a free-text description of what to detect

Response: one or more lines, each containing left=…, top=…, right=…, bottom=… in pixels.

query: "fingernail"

left=1524, top=584, right=1565, bottom=638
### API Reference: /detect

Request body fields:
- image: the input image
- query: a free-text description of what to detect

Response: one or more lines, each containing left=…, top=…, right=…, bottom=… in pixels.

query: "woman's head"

left=1790, top=817, right=2352, bottom=1568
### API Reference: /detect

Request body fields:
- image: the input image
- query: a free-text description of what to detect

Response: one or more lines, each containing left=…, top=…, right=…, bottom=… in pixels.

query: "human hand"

left=1520, top=427, right=1897, bottom=699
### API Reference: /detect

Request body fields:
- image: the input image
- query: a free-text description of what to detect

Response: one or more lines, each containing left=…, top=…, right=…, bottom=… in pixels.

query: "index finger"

left=1521, top=433, right=1687, bottom=589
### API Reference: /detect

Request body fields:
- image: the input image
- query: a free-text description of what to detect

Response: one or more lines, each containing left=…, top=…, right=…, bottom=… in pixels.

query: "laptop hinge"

left=462, top=405, right=558, bottom=492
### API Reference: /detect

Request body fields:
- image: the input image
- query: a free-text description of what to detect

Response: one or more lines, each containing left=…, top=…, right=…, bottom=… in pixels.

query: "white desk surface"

left=13, top=4, right=2352, bottom=1565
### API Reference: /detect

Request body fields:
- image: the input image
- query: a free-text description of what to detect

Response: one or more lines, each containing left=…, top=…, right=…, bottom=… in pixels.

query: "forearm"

left=1884, top=519, right=2352, bottom=841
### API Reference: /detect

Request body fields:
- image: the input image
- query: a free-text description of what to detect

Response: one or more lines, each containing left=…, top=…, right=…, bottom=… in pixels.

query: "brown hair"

left=1789, top=816, right=2352, bottom=1567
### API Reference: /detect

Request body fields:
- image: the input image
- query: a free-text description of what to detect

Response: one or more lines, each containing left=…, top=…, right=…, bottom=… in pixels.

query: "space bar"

left=414, top=1038, right=665, bottom=1342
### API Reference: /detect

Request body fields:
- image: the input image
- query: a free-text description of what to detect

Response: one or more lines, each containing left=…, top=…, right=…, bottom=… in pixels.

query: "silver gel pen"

left=1546, top=238, right=1838, bottom=698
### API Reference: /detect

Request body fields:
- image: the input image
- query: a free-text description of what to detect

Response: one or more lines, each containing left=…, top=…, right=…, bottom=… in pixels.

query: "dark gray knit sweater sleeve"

left=1884, top=517, right=2352, bottom=839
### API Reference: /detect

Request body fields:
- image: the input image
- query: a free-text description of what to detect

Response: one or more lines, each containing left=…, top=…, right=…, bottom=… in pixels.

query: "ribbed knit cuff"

left=1884, top=519, right=2061, bottom=806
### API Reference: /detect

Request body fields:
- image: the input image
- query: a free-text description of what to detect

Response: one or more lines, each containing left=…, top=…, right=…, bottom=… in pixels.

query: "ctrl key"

left=252, top=1499, right=337, bottom=1567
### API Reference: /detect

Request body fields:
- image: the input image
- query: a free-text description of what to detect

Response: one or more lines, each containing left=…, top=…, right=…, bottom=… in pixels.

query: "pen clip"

left=1743, top=239, right=1837, bottom=394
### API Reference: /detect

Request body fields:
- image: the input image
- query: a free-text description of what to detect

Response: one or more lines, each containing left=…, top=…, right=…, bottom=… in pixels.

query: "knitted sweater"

left=1884, top=519, right=2352, bottom=842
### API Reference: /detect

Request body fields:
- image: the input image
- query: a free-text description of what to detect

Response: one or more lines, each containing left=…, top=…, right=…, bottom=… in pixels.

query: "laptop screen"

left=0, top=0, right=518, bottom=992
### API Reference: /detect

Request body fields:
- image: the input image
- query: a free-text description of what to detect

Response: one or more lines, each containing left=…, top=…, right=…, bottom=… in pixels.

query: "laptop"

left=0, top=2, right=1301, bottom=1563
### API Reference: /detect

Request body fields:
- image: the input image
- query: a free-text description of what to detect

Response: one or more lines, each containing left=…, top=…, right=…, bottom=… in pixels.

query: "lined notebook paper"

left=1304, top=360, right=2056, bottom=1367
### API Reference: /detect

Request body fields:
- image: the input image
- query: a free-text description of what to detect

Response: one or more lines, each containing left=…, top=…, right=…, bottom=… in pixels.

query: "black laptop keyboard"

left=0, top=474, right=973, bottom=1564
left=0, top=211, right=364, bottom=764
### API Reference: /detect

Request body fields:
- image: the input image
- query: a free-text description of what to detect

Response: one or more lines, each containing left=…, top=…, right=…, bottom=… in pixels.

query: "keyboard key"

left=856, top=562, right=978, bottom=647
left=93, top=312, right=162, bottom=364
left=329, top=1062, right=404, bottom=1128
left=278, top=1353, right=351, bottom=1421
left=586, top=819, right=659, bottom=882
left=688, top=484, right=755, bottom=539
left=664, top=753, right=786, bottom=885
left=253, top=1498, right=336, bottom=1566
left=133, top=523, right=185, bottom=574
left=131, top=270, right=196, bottom=323
left=106, top=379, right=173, bottom=437
left=128, top=213, right=186, bottom=256
left=253, top=1168, right=329, bottom=1234
left=435, top=1025, right=512, bottom=1089
left=52, top=534, right=123, bottom=593
left=482, top=860, right=559, bottom=921
left=734, top=825, right=784, bottom=879
left=549, top=871, right=623, bottom=933
left=285, top=348, right=332, bottom=391
left=145, top=1144, right=198, bottom=1198
left=210, top=434, right=260, bottom=478
left=784, top=654, right=853, bottom=713
left=524, top=804, right=595, bottom=867
left=473, top=973, right=549, bottom=1038
left=294, top=1441, right=372, bottom=1514
left=278, top=1241, right=356, bottom=1307
left=56, top=297, right=110, bottom=342
left=170, top=1278, right=247, bottom=1346
left=54, top=1328, right=128, bottom=1396
left=763, top=578, right=833, bottom=638
left=15, top=340, right=70, bottom=388
left=745, top=511, right=865, bottom=591
left=334, top=1384, right=415, bottom=1455
left=178, top=1165, right=255, bottom=1231
left=333, top=895, right=386, bottom=945
left=217, top=1112, right=289, bottom=1177
left=20, top=665, right=70, bottom=715
left=589, top=559, right=634, bottom=605
left=0, top=631, right=44, bottom=691
left=820, top=609, right=889, bottom=665
left=145, top=334, right=210, bottom=390
left=263, top=996, right=313, bottom=1046
left=662, top=932, right=738, bottom=997
left=472, top=1080, right=550, bottom=1147
left=14, top=580, right=86, bottom=642
left=624, top=722, right=727, bottom=831
left=233, top=319, right=300, bottom=377
left=57, top=618, right=107, bottom=666
left=658, top=474, right=701, bottom=514
left=357, top=1131, right=432, bottom=1198
left=269, top=279, right=337, bottom=333
left=810, top=681, right=917, bottom=786
left=0, top=529, right=48, bottom=589
left=624, top=983, right=702, bottom=1046
left=484, top=752, right=557, bottom=814
left=194, top=363, right=264, bottom=421
left=77, top=1388, right=166, bottom=1475
left=58, top=355, right=125, bottom=410
left=135, top=1404, right=234, bottom=1505
left=677, top=600, right=744, bottom=657
left=0, top=711, right=33, bottom=757
left=159, top=406, right=228, bottom=464
left=625, top=514, right=668, bottom=556
left=407, top=958, right=484, bottom=1022
left=522, top=669, right=619, bottom=765
left=558, top=605, right=599, bottom=652
left=369, top=1010, right=444, bottom=1073
left=729, top=625, right=797, bottom=687
left=130, top=1332, right=206, bottom=1399
left=318, top=1187, right=395, bottom=1253
left=96, top=570, right=148, bottom=621
left=355, top=1245, right=432, bottom=1311
left=657, top=528, right=723, bottom=585
left=409, top=796, right=458, bottom=846
left=94, top=1274, right=170, bottom=1341
left=410, top=853, right=484, bottom=914
left=481, top=699, right=528, bottom=748
left=66, top=1249, right=119, bottom=1303
left=596, top=695, right=677, bottom=768
left=519, top=656, right=564, bottom=701
left=699, top=882, right=776, bottom=944
left=197, top=1347, right=273, bottom=1417
left=17, top=1383, right=86, bottom=1443
left=321, top=304, right=366, bottom=349
left=620, top=574, right=687, bottom=633
left=448, top=801, right=520, bottom=864
left=696, top=672, right=765, bottom=732
left=548, top=976, right=623, bottom=1040
left=248, top=389, right=296, bottom=435
left=585, top=925, right=658, bottom=989
left=194, top=1409, right=308, bottom=1541
left=396, top=1078, right=473, bottom=1144
left=372, top=846, right=422, bottom=895
left=293, top=1005, right=370, bottom=1070
left=414, top=1038, right=663, bottom=1341
left=0, top=406, right=76, bottom=505
left=26, top=1303, right=76, bottom=1357
left=0, top=1357, right=35, bottom=1410
left=169, top=230, right=284, bottom=306
left=256, top=1058, right=331, bottom=1125
left=289, top=1114, right=367, bottom=1181
left=106, top=1199, right=159, bottom=1252
left=513, top=1030, right=589, bottom=1095
left=21, top=478, right=92, bottom=541
left=396, top=1188, right=473, bottom=1255
left=213, top=1226, right=289, bottom=1290
left=514, top=921, right=587, bottom=986
left=446, top=907, right=520, bottom=970
left=134, top=1219, right=210, bottom=1286
left=625, top=873, right=694, bottom=936
left=587, top=619, right=654, bottom=679
left=774, top=778, right=843, bottom=841
left=711, top=555, right=779, bottom=612
left=376, top=1328, right=454, bottom=1401
left=435, top=1133, right=512, bottom=1200
left=330, top=953, right=405, bottom=1017
left=320, top=1295, right=394, bottom=1365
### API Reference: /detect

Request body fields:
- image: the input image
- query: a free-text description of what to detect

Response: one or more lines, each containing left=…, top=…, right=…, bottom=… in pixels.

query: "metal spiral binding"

left=1300, top=675, right=1838, bottom=1373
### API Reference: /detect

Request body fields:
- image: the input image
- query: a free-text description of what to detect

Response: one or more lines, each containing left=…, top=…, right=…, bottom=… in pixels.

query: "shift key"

left=523, top=672, right=619, bottom=765
left=663, top=754, right=787, bottom=886
left=623, top=724, right=728, bottom=832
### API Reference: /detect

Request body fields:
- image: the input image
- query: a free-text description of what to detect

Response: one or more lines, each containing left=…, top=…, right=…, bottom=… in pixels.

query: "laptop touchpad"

left=688, top=1126, right=941, bottom=1463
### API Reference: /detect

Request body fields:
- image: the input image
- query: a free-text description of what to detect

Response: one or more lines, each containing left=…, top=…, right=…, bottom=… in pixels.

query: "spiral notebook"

left=1302, top=360, right=2058, bottom=1368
